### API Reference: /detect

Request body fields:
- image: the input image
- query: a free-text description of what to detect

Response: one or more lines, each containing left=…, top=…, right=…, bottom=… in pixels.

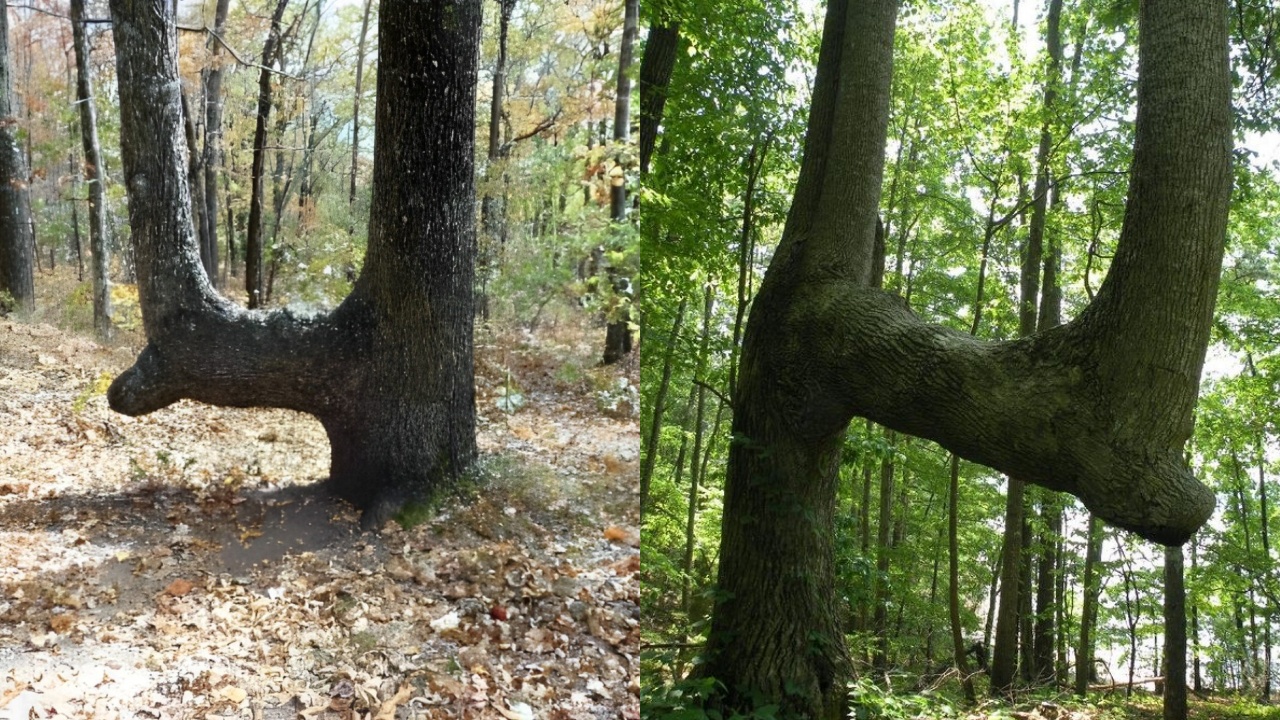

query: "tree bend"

left=769, top=282, right=1215, bottom=544
left=745, top=0, right=1228, bottom=546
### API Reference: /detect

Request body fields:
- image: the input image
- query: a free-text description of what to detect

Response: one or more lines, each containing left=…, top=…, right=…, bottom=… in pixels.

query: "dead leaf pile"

left=0, top=316, right=638, bottom=719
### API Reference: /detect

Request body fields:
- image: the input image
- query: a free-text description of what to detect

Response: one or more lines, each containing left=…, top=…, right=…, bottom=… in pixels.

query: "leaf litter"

left=0, top=316, right=638, bottom=720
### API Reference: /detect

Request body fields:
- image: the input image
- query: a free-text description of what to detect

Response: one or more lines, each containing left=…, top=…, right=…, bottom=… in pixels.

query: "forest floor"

left=0, top=277, right=638, bottom=719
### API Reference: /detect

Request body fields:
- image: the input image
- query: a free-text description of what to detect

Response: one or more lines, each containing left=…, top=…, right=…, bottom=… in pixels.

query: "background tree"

left=69, top=0, right=110, bottom=338
left=0, top=0, right=34, bottom=311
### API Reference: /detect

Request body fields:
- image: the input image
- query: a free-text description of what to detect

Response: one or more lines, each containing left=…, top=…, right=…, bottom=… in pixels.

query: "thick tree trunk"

left=0, top=0, right=33, bottom=311
left=106, top=0, right=479, bottom=527
left=246, top=0, right=289, bottom=308
left=71, top=0, right=111, bottom=339
left=1164, top=544, right=1187, bottom=720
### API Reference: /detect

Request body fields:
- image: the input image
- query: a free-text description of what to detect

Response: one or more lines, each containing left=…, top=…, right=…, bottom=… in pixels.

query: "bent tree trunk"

left=702, top=0, right=1229, bottom=715
left=106, top=0, right=479, bottom=527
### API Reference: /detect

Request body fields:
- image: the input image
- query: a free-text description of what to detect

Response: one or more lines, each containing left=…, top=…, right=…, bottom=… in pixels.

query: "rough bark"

left=0, top=0, right=33, bottom=311
left=246, top=0, right=289, bottom=308
left=991, top=479, right=1026, bottom=695
left=703, top=0, right=1228, bottom=713
left=70, top=0, right=111, bottom=339
left=199, top=0, right=231, bottom=286
left=638, top=17, right=678, bottom=175
left=478, top=0, right=515, bottom=319
left=1075, top=514, right=1103, bottom=696
left=1164, top=544, right=1188, bottom=720
left=106, top=0, right=479, bottom=527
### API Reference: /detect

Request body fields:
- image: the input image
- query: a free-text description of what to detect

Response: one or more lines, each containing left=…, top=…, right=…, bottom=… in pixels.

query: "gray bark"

left=0, top=0, right=33, bottom=311
left=245, top=0, right=289, bottom=309
left=106, top=0, right=480, bottom=527
left=70, top=0, right=111, bottom=339
left=199, top=0, right=231, bottom=286
left=1164, top=544, right=1187, bottom=720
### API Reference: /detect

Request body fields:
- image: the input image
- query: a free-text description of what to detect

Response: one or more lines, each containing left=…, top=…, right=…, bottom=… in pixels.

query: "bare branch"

left=175, top=23, right=301, bottom=80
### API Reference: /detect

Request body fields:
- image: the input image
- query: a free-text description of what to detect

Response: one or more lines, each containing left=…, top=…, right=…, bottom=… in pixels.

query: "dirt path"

left=0, top=316, right=638, bottom=720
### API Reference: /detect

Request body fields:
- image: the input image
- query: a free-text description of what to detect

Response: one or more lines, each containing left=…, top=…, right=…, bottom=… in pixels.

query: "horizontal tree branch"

left=175, top=23, right=302, bottom=80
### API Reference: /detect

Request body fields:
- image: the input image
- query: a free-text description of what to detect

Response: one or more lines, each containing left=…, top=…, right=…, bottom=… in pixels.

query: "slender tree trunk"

left=0, top=0, right=34, bottom=311
left=992, top=479, right=1026, bottom=696
left=602, top=0, right=639, bottom=365
left=477, top=0, right=515, bottom=321
left=71, top=0, right=112, bottom=339
left=182, top=90, right=209, bottom=290
left=1075, top=514, right=1103, bottom=696
left=199, top=0, right=231, bottom=286
left=348, top=0, right=373, bottom=210
left=949, top=454, right=977, bottom=702
left=873, top=430, right=896, bottom=673
left=245, top=0, right=289, bottom=308
left=681, top=287, right=714, bottom=619
left=1258, top=441, right=1272, bottom=702
left=1191, top=537, right=1203, bottom=693
left=640, top=297, right=686, bottom=516
left=1164, top=544, right=1187, bottom=720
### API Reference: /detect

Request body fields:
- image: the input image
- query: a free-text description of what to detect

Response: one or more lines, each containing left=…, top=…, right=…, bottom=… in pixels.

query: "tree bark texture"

left=638, top=17, right=677, bottom=175
left=107, top=0, right=479, bottom=527
left=199, top=0, right=231, bottom=286
left=70, top=0, right=111, bottom=339
left=1075, top=514, right=1103, bottom=696
left=705, top=0, right=1230, bottom=713
left=1164, top=544, right=1188, bottom=720
left=991, top=479, right=1026, bottom=696
left=0, top=0, right=33, bottom=311
left=245, top=0, right=289, bottom=309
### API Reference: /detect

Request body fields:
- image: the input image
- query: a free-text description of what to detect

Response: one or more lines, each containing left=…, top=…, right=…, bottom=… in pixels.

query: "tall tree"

left=1075, top=514, right=1103, bottom=696
left=200, top=0, right=232, bottom=286
left=245, top=0, right=290, bottom=309
left=0, top=0, right=34, bottom=311
left=700, top=0, right=1230, bottom=713
left=1164, top=543, right=1188, bottom=720
left=601, top=0, right=637, bottom=365
left=70, top=0, right=111, bottom=339
left=478, top=0, right=516, bottom=319
left=107, top=0, right=480, bottom=528
left=348, top=0, right=373, bottom=210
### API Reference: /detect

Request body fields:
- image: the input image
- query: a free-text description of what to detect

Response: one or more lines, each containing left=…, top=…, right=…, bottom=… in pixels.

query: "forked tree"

left=106, top=0, right=480, bottom=527
left=699, top=0, right=1230, bottom=715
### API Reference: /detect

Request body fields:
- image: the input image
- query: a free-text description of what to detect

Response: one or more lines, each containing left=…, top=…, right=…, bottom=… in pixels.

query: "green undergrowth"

left=642, top=673, right=1280, bottom=720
